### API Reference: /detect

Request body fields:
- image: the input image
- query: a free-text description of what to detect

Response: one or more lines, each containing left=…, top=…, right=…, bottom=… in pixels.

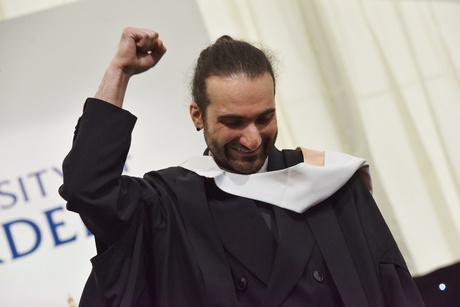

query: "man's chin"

left=229, top=160, right=265, bottom=174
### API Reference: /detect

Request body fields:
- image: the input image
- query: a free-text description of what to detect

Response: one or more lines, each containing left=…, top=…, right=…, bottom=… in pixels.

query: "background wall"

left=0, top=0, right=208, bottom=305
left=195, top=0, right=460, bottom=278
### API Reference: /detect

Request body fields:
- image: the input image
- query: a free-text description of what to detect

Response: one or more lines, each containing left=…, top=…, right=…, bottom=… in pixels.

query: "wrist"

left=94, top=64, right=131, bottom=108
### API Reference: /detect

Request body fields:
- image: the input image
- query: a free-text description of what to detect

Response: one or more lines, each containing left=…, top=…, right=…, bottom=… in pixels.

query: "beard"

left=203, top=127, right=277, bottom=174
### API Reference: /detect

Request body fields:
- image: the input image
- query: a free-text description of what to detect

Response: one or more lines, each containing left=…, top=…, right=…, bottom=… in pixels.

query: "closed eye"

left=220, top=117, right=244, bottom=128
left=218, top=109, right=275, bottom=128
left=255, top=112, right=275, bottom=126
left=256, top=115, right=274, bottom=126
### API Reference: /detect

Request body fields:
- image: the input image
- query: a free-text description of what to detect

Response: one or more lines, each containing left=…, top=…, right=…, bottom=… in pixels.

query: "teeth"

left=233, top=147, right=256, bottom=153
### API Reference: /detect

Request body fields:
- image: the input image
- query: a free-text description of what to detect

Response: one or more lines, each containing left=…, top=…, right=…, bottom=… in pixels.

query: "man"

left=60, top=27, right=424, bottom=306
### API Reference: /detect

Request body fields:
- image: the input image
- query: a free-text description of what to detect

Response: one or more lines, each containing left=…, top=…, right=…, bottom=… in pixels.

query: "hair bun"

left=216, top=35, right=234, bottom=43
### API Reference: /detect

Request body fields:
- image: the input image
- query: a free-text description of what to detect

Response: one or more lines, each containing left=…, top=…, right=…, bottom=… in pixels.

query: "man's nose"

left=239, top=124, right=262, bottom=150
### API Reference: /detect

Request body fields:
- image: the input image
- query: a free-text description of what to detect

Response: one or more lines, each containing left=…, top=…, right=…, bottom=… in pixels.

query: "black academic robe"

left=60, top=98, right=425, bottom=307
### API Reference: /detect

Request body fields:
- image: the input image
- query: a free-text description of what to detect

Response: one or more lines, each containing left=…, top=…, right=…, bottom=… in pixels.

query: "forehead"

left=205, top=72, right=275, bottom=116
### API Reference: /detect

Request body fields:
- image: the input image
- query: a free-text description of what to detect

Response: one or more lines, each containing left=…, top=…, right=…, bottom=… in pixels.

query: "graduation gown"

left=60, top=98, right=425, bottom=307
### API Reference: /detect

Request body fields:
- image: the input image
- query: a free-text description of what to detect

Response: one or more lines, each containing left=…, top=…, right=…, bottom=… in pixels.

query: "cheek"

left=211, top=127, right=240, bottom=145
left=261, top=121, right=278, bottom=138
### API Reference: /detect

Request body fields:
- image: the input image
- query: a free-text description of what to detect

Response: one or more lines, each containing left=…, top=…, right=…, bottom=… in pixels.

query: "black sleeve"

left=59, top=98, right=148, bottom=246
left=352, top=176, right=426, bottom=307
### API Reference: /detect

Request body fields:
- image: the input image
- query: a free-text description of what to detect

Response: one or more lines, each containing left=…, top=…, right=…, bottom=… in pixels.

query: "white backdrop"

left=0, top=0, right=208, bottom=305
left=196, top=0, right=460, bottom=277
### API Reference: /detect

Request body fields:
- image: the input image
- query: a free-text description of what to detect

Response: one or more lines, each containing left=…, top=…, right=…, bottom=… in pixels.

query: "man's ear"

left=189, top=102, right=204, bottom=131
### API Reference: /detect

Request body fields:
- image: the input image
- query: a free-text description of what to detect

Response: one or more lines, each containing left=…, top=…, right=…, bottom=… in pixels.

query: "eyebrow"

left=217, top=108, right=276, bottom=121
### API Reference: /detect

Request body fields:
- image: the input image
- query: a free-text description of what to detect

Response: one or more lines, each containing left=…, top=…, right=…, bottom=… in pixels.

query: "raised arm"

left=59, top=28, right=166, bottom=245
left=95, top=27, right=167, bottom=107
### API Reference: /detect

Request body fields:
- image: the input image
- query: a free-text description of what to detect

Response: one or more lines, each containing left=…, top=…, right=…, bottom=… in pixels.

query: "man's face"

left=191, top=72, right=278, bottom=174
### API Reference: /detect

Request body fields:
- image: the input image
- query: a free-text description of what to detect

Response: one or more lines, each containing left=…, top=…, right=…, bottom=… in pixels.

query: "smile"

left=230, top=146, right=261, bottom=155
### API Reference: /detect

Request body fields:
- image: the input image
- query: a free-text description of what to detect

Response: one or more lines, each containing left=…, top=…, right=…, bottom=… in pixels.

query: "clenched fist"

left=112, top=27, right=167, bottom=76
left=95, top=27, right=167, bottom=108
